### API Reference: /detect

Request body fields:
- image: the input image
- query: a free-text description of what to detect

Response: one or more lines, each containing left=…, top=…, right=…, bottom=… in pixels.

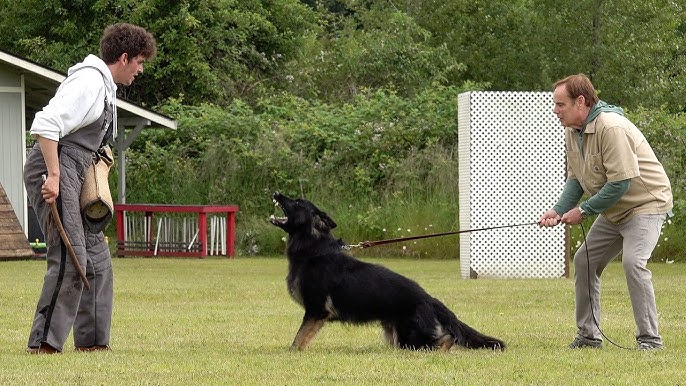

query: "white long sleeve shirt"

left=30, top=54, right=118, bottom=142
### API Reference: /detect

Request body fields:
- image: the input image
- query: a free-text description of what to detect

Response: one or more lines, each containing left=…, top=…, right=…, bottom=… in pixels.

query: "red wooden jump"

left=114, top=204, right=239, bottom=258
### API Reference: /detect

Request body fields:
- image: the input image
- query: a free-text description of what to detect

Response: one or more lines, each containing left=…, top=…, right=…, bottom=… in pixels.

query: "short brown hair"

left=99, top=23, right=157, bottom=64
left=553, top=74, right=599, bottom=107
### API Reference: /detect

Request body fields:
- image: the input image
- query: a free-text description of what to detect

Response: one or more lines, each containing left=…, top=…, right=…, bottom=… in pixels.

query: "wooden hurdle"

left=114, top=204, right=239, bottom=258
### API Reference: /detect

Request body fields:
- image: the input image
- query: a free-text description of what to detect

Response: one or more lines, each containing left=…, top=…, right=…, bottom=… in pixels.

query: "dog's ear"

left=317, top=211, right=337, bottom=230
left=312, top=210, right=337, bottom=236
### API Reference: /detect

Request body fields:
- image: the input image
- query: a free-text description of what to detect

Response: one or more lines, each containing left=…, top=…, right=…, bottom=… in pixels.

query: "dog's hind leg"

left=290, top=317, right=325, bottom=351
left=431, top=299, right=506, bottom=350
left=381, top=321, right=398, bottom=347
left=435, top=334, right=454, bottom=352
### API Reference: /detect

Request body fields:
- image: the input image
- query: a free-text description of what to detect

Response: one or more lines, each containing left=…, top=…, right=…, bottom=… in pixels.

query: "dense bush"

left=118, top=85, right=466, bottom=257
left=4, top=1, right=683, bottom=263
left=116, top=91, right=686, bottom=261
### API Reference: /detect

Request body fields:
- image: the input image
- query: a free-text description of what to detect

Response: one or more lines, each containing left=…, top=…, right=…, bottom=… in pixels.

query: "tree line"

left=2, top=0, right=685, bottom=258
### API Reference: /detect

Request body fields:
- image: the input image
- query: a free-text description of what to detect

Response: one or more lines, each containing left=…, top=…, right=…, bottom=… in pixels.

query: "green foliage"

left=3, top=1, right=686, bottom=258
left=410, top=0, right=548, bottom=90
left=121, top=96, right=686, bottom=260
left=0, top=0, right=319, bottom=105
left=123, top=0, right=321, bottom=105
left=409, top=0, right=686, bottom=111
left=0, top=0, right=102, bottom=70
left=125, top=86, right=467, bottom=257
left=2, top=0, right=685, bottom=110
left=283, top=4, right=469, bottom=102
left=586, top=1, right=686, bottom=111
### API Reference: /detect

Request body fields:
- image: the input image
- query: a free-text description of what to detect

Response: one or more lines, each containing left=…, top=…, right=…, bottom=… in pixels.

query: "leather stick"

left=43, top=175, right=90, bottom=290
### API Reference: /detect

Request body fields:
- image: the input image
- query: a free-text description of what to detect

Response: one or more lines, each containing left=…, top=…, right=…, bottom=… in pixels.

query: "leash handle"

left=351, top=222, right=538, bottom=249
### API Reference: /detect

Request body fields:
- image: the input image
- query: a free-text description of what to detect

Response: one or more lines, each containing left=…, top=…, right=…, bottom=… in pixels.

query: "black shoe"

left=568, top=336, right=603, bottom=349
left=75, top=345, right=111, bottom=352
left=638, top=342, right=664, bottom=351
left=26, top=343, right=60, bottom=354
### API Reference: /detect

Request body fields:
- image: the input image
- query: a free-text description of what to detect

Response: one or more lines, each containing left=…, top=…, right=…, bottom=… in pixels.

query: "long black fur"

left=269, top=192, right=506, bottom=351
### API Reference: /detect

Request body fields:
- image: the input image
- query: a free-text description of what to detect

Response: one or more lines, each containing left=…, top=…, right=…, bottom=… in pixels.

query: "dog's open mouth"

left=269, top=198, right=288, bottom=226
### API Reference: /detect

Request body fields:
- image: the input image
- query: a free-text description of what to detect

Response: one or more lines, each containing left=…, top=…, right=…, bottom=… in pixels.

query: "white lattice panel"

left=458, top=91, right=567, bottom=278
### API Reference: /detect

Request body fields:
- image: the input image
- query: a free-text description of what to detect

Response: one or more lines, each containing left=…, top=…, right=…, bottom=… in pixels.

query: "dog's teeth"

left=269, top=214, right=275, bottom=220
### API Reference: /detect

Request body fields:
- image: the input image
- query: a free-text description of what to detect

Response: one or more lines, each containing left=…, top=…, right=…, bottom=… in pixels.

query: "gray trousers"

left=24, top=144, right=114, bottom=351
left=573, top=213, right=665, bottom=345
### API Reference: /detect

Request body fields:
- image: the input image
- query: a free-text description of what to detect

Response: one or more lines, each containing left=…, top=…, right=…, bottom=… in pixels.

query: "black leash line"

left=345, top=221, right=539, bottom=249
left=580, top=223, right=634, bottom=350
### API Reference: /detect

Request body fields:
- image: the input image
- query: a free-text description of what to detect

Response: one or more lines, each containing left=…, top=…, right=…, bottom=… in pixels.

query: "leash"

left=344, top=222, right=539, bottom=250
left=580, top=222, right=633, bottom=350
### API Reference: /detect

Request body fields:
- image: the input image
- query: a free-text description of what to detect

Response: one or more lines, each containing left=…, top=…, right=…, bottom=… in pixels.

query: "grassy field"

left=1, top=256, right=684, bottom=385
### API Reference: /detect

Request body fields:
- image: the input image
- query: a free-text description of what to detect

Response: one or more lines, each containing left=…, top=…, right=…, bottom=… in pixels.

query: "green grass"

left=1, top=257, right=685, bottom=385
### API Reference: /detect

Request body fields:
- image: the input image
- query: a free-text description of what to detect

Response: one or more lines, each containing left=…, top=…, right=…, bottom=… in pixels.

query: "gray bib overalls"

left=24, top=66, right=115, bottom=351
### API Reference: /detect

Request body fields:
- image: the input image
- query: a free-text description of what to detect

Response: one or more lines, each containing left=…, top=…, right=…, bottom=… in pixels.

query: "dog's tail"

left=432, top=299, right=506, bottom=350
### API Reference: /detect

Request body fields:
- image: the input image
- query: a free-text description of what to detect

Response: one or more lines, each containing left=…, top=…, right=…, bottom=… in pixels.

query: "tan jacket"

left=565, top=112, right=672, bottom=224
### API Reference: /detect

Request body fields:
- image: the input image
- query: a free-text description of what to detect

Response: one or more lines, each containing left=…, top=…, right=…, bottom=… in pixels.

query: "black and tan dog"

left=269, top=192, right=506, bottom=351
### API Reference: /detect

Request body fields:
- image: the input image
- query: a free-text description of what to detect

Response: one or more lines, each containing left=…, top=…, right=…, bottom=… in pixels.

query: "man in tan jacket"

left=539, top=74, right=672, bottom=350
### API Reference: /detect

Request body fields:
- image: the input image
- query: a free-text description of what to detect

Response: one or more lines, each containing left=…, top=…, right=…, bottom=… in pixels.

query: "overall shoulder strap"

left=67, top=66, right=114, bottom=148
left=68, top=65, right=106, bottom=79
left=66, top=66, right=109, bottom=104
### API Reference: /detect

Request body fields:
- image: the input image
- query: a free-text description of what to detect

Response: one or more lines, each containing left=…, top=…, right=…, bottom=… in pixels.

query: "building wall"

left=0, top=63, right=27, bottom=234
